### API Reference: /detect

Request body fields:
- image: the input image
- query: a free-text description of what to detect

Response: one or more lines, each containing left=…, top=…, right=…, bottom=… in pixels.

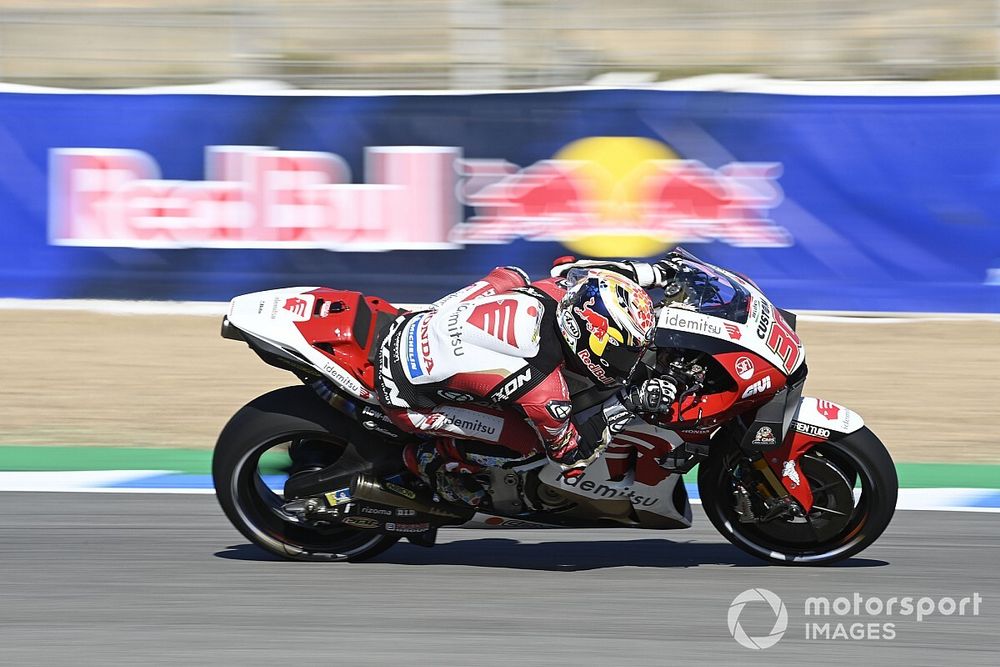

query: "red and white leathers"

left=375, top=259, right=672, bottom=476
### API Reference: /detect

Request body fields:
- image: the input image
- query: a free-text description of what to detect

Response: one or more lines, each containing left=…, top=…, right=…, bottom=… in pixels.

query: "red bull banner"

left=1, top=88, right=998, bottom=311
left=49, top=140, right=785, bottom=252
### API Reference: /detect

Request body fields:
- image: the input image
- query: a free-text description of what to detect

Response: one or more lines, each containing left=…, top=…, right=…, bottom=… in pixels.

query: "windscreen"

left=666, top=251, right=751, bottom=324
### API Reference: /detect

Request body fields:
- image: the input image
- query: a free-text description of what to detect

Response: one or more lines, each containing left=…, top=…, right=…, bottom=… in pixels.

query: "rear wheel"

left=212, top=386, right=400, bottom=562
left=698, top=427, right=897, bottom=565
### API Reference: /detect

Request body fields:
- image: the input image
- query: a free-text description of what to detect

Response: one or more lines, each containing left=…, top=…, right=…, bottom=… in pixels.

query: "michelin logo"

left=405, top=315, right=424, bottom=379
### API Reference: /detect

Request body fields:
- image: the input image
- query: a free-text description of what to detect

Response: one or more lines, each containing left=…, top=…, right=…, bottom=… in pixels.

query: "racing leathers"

left=374, top=259, right=677, bottom=505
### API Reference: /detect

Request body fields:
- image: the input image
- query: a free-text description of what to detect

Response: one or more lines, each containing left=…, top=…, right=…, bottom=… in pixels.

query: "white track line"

left=1, top=472, right=996, bottom=512
left=7, top=75, right=1000, bottom=97
left=0, top=470, right=169, bottom=492
left=7, top=487, right=997, bottom=512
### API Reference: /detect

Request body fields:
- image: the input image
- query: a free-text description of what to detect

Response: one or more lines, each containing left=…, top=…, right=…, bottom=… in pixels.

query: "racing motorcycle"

left=212, top=249, right=897, bottom=565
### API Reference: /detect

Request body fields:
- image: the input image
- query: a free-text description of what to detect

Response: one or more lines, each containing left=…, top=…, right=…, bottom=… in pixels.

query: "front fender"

left=764, top=397, right=866, bottom=512
left=793, top=396, right=865, bottom=436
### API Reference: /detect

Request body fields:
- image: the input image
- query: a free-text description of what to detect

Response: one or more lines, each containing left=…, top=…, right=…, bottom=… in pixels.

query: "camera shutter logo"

left=728, top=588, right=788, bottom=649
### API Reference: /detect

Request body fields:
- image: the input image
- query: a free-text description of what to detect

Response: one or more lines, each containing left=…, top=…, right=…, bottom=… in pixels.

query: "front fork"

left=731, top=454, right=805, bottom=522
left=731, top=430, right=823, bottom=519
left=735, top=396, right=868, bottom=517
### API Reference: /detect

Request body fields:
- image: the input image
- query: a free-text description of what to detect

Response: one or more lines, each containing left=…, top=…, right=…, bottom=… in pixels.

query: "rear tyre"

left=212, top=386, right=400, bottom=562
left=699, top=427, right=897, bottom=565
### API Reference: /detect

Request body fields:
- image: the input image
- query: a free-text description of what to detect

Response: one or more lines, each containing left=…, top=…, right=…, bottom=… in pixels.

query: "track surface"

left=1, top=493, right=997, bottom=665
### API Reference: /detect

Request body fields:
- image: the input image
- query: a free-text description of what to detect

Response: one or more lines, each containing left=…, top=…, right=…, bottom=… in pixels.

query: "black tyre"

left=699, top=427, right=897, bottom=565
left=212, top=386, right=399, bottom=562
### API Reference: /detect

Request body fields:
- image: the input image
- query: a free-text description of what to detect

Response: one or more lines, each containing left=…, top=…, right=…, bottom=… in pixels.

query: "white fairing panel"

left=227, top=287, right=377, bottom=402
left=461, top=514, right=564, bottom=529
left=535, top=440, right=693, bottom=527
left=793, top=396, right=865, bottom=435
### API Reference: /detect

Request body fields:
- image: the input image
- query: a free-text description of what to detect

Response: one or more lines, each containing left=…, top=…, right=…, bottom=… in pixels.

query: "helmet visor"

left=600, top=335, right=647, bottom=381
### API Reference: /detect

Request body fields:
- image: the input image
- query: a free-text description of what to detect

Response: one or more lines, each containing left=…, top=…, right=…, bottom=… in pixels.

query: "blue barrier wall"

left=0, top=88, right=997, bottom=312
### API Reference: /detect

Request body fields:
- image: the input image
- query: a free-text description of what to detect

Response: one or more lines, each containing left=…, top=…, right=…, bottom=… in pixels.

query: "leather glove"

left=619, top=377, right=681, bottom=414
left=550, top=256, right=677, bottom=291
left=651, top=259, right=677, bottom=288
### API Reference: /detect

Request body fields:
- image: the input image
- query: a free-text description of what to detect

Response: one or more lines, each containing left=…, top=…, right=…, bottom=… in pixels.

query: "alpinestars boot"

left=402, top=439, right=488, bottom=508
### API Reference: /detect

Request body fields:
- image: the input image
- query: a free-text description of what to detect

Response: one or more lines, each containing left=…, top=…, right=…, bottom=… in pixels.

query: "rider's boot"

left=402, top=438, right=488, bottom=508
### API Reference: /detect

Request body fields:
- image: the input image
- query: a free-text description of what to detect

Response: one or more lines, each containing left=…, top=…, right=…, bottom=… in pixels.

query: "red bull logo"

left=574, top=298, right=609, bottom=340
left=454, top=136, right=789, bottom=257
left=49, top=136, right=789, bottom=255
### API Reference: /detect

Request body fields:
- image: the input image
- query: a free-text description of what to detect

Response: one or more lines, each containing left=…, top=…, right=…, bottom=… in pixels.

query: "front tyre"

left=699, top=427, right=897, bottom=565
left=212, top=386, right=399, bottom=562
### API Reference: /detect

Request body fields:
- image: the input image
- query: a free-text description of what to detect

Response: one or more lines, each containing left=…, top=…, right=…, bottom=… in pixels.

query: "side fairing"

left=536, top=420, right=693, bottom=528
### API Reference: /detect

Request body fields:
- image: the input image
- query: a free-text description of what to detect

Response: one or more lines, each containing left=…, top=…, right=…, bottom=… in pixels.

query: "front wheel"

left=699, top=427, right=897, bottom=565
left=212, top=386, right=400, bottom=562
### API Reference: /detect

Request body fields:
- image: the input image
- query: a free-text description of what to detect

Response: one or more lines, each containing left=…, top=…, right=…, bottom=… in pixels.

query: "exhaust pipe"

left=350, top=474, right=468, bottom=520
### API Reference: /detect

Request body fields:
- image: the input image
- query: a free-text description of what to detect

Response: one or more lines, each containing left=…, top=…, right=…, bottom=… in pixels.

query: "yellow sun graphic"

left=553, top=136, right=678, bottom=258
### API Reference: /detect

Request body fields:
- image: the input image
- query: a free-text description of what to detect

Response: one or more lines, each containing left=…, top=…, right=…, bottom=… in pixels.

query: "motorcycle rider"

left=375, top=255, right=681, bottom=507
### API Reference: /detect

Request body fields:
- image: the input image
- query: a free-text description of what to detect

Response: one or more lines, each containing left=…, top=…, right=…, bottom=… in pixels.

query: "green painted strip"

left=889, top=462, right=1000, bottom=489
left=0, top=446, right=998, bottom=489
left=0, top=446, right=288, bottom=475
left=0, top=446, right=213, bottom=474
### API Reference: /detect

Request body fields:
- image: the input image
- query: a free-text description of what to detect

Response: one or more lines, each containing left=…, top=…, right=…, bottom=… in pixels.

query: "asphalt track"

left=1, top=493, right=997, bottom=666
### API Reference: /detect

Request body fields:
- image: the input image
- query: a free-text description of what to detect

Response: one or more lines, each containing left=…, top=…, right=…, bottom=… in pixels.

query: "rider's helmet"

left=556, top=269, right=655, bottom=387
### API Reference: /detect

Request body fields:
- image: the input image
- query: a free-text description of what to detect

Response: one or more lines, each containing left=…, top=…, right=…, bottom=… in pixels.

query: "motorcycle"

left=212, top=248, right=897, bottom=565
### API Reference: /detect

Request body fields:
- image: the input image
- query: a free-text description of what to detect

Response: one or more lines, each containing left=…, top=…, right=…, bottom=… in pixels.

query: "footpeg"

left=657, top=442, right=710, bottom=472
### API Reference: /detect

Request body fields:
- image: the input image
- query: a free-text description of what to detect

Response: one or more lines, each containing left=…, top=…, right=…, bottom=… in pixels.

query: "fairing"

left=226, top=286, right=397, bottom=403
